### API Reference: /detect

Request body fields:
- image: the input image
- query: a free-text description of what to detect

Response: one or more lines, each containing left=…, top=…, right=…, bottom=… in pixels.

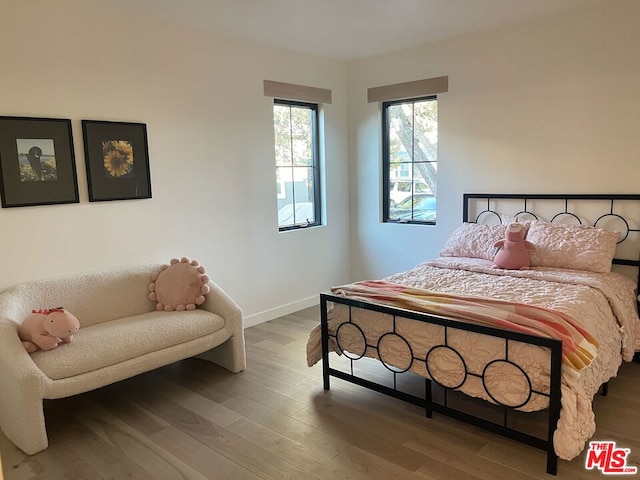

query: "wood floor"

left=1, top=305, right=639, bottom=479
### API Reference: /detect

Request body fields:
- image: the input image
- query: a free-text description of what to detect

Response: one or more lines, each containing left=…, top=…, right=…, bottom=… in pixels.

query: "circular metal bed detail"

left=475, top=209, right=501, bottom=224
left=481, top=359, right=533, bottom=408
left=377, top=332, right=414, bottom=373
left=513, top=210, right=539, bottom=222
left=550, top=211, right=582, bottom=224
left=425, top=345, right=467, bottom=390
left=335, top=322, right=367, bottom=360
left=594, top=213, right=630, bottom=243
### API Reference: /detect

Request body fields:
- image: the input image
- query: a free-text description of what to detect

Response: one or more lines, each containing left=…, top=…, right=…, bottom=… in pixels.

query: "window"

left=273, top=99, right=320, bottom=231
left=382, top=96, right=438, bottom=224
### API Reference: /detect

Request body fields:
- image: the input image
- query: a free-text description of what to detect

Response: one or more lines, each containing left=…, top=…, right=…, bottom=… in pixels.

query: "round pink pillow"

left=149, top=257, right=211, bottom=311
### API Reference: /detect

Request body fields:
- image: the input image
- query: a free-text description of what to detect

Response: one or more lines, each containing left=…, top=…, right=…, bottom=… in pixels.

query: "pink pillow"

left=527, top=222, right=619, bottom=273
left=439, top=223, right=505, bottom=260
left=149, top=257, right=211, bottom=311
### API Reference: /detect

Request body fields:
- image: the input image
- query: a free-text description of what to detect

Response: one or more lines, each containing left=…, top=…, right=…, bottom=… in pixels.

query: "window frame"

left=273, top=98, right=321, bottom=232
left=382, top=95, right=437, bottom=225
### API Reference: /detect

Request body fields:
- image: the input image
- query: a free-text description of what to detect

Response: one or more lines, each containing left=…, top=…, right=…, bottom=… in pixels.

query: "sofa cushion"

left=0, top=264, right=160, bottom=328
left=29, top=310, right=226, bottom=380
left=150, top=257, right=211, bottom=311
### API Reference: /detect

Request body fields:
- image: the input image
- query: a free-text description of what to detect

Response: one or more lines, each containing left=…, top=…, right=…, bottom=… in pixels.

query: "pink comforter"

left=306, top=257, right=640, bottom=460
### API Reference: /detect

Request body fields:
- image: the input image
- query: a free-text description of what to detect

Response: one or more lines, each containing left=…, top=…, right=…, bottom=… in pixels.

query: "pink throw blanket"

left=331, top=280, right=599, bottom=372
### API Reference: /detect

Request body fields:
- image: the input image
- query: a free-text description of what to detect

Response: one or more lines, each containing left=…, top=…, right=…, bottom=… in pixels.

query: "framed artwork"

left=0, top=116, right=79, bottom=208
left=82, top=120, right=152, bottom=202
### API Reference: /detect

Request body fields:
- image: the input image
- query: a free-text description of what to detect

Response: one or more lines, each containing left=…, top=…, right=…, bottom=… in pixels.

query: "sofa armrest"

left=197, top=281, right=246, bottom=372
left=0, top=318, right=45, bottom=388
left=199, top=281, right=243, bottom=328
left=0, top=317, right=49, bottom=454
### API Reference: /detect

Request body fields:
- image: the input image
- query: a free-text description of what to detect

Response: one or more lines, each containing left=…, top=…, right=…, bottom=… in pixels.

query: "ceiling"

left=115, top=0, right=604, bottom=60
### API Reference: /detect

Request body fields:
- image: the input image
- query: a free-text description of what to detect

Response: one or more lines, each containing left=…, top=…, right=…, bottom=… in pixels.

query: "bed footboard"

left=320, top=293, right=563, bottom=475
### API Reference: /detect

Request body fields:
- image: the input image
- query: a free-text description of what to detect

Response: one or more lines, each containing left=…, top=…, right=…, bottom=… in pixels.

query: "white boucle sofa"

left=0, top=263, right=245, bottom=455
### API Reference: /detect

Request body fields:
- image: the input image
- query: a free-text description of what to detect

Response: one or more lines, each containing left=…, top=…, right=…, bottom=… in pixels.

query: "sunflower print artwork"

left=102, top=140, right=135, bottom=178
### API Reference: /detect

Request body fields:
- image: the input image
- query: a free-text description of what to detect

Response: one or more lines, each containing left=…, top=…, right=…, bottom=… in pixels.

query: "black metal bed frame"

left=320, top=193, right=640, bottom=476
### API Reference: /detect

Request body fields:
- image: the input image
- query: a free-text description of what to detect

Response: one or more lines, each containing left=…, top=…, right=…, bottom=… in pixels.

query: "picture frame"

left=82, top=120, right=152, bottom=202
left=0, top=116, right=79, bottom=208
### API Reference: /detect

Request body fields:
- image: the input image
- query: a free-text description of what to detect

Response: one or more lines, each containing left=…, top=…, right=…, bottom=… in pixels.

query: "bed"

left=306, top=193, right=640, bottom=475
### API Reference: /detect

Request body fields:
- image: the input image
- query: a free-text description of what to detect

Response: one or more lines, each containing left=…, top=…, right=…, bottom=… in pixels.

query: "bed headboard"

left=463, top=193, right=640, bottom=288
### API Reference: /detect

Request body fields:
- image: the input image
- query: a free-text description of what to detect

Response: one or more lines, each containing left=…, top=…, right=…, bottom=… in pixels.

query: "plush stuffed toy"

left=493, top=222, right=535, bottom=270
left=149, top=257, right=211, bottom=311
left=17, top=307, right=80, bottom=353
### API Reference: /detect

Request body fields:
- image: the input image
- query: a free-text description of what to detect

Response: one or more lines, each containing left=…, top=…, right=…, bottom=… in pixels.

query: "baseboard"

left=243, top=295, right=319, bottom=328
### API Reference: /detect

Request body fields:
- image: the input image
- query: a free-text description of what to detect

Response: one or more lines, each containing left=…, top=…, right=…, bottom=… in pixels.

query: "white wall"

left=348, top=1, right=640, bottom=280
left=0, top=0, right=351, bottom=325
left=4, top=1, right=639, bottom=322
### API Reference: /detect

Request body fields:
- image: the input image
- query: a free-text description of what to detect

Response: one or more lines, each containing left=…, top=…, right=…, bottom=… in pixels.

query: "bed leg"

left=601, top=381, right=608, bottom=397
left=546, top=452, right=558, bottom=475
left=425, top=379, right=433, bottom=418
left=323, top=360, right=330, bottom=391
left=321, top=295, right=331, bottom=391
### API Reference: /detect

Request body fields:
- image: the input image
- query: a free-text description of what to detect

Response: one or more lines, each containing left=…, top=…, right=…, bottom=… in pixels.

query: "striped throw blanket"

left=331, top=280, right=600, bottom=372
